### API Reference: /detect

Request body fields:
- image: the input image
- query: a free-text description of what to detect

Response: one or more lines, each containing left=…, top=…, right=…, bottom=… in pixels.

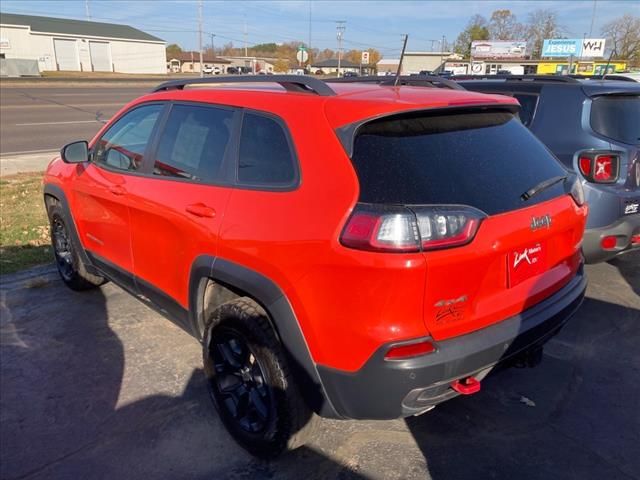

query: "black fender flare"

left=43, top=184, right=100, bottom=276
left=189, top=255, right=341, bottom=418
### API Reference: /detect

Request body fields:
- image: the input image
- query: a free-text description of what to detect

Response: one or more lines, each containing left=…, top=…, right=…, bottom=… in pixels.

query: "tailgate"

left=422, top=195, right=587, bottom=340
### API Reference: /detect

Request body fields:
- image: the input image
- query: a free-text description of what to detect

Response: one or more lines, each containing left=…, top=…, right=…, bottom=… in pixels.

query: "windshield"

left=351, top=109, right=568, bottom=215
left=590, top=95, right=640, bottom=145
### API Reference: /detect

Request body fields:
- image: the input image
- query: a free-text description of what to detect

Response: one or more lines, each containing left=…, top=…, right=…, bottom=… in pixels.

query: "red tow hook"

left=451, top=376, right=481, bottom=395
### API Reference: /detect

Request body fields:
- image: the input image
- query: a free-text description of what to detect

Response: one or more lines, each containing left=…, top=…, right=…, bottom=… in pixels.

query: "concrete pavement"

left=0, top=85, right=149, bottom=154
left=1, top=253, right=638, bottom=480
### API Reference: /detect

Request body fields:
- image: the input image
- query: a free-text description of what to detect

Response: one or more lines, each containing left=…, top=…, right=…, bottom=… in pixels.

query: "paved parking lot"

left=1, top=253, right=639, bottom=480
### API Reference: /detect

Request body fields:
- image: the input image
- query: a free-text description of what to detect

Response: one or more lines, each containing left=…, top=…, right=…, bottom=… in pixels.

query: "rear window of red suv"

left=351, top=109, right=568, bottom=215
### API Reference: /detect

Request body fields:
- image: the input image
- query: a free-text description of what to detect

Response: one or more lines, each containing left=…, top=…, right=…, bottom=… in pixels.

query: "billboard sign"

left=581, top=38, right=606, bottom=57
left=541, top=38, right=606, bottom=58
left=470, top=41, right=527, bottom=59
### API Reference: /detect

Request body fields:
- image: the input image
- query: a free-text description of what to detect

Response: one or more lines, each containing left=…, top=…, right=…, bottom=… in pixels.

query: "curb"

left=0, top=151, right=57, bottom=176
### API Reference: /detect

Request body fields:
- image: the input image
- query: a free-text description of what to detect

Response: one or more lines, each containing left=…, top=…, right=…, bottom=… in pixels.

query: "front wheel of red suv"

left=47, top=202, right=106, bottom=291
left=203, top=298, right=318, bottom=458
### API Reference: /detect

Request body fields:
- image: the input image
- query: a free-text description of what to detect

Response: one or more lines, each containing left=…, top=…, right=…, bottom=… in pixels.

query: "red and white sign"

left=508, top=242, right=547, bottom=287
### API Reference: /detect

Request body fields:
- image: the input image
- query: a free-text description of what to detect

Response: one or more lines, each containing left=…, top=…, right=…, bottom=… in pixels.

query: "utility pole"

left=85, top=0, right=91, bottom=21
left=198, top=0, right=203, bottom=78
left=243, top=16, right=248, bottom=57
left=440, top=35, right=446, bottom=67
left=210, top=33, right=215, bottom=55
left=308, top=1, right=312, bottom=67
left=589, top=0, right=597, bottom=37
left=336, top=20, right=345, bottom=78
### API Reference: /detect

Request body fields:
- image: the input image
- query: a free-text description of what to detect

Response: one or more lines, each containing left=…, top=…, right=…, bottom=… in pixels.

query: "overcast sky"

left=2, top=1, right=639, bottom=56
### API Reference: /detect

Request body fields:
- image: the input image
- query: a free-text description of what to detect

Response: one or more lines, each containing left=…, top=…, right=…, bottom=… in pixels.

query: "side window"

left=93, top=104, right=162, bottom=172
left=153, top=104, right=234, bottom=183
left=237, top=112, right=296, bottom=186
left=513, top=93, right=539, bottom=127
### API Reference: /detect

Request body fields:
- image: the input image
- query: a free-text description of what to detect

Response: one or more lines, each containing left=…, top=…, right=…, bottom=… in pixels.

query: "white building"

left=0, top=13, right=166, bottom=74
left=376, top=51, right=455, bottom=75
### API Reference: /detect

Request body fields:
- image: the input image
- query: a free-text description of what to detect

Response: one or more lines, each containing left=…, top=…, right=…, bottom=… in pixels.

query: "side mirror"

left=61, top=141, right=89, bottom=164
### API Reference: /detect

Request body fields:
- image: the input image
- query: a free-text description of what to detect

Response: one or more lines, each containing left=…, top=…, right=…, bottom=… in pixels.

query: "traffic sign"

left=361, top=51, right=370, bottom=64
left=296, top=50, right=309, bottom=63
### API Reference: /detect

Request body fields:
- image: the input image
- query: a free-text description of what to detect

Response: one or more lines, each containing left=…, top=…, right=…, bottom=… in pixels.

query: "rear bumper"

left=317, top=267, right=587, bottom=420
left=583, top=214, right=640, bottom=263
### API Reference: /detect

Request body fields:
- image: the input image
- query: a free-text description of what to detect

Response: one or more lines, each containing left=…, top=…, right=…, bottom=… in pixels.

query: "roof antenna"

left=394, top=34, right=408, bottom=86
left=602, top=45, right=616, bottom=80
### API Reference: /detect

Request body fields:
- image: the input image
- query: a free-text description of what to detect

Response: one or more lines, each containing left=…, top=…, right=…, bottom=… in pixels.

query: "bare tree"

left=601, top=14, right=640, bottom=65
left=526, top=9, right=565, bottom=58
left=489, top=9, right=524, bottom=40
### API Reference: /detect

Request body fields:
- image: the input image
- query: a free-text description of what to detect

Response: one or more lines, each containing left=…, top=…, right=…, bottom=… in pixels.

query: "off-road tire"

left=47, top=201, right=105, bottom=291
left=203, top=297, right=318, bottom=458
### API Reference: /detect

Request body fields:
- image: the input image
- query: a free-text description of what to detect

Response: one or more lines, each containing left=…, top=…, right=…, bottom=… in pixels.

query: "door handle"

left=185, top=203, right=216, bottom=218
left=109, top=185, right=126, bottom=196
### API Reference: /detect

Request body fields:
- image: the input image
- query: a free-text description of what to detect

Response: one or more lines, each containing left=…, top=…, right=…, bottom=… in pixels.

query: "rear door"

left=351, top=108, right=587, bottom=340
left=127, top=102, right=236, bottom=316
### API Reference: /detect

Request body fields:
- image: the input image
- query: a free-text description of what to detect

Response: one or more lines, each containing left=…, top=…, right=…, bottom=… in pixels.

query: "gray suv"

left=457, top=75, right=640, bottom=263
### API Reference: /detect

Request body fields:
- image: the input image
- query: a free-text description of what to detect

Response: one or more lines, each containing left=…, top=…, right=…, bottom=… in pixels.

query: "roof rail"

left=452, top=74, right=581, bottom=83
left=152, top=75, right=337, bottom=96
left=568, top=74, right=637, bottom=83
left=327, top=75, right=465, bottom=90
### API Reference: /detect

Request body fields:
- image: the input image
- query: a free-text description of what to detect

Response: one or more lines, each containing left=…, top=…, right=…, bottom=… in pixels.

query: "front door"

left=71, top=103, right=164, bottom=286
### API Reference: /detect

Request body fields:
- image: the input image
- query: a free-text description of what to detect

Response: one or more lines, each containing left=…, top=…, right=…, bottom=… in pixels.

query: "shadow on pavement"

left=405, top=296, right=640, bottom=480
left=608, top=250, right=640, bottom=298
left=0, top=276, right=369, bottom=480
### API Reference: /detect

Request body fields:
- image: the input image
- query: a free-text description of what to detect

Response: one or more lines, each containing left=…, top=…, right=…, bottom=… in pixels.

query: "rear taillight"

left=340, top=205, right=420, bottom=253
left=577, top=152, right=619, bottom=183
left=341, top=204, right=485, bottom=253
left=411, top=206, right=485, bottom=250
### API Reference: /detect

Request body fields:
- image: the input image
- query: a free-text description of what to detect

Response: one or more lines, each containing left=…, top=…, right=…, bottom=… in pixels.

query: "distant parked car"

left=343, top=71, right=359, bottom=77
left=202, top=65, right=214, bottom=75
left=226, top=66, right=239, bottom=74
left=458, top=75, right=640, bottom=263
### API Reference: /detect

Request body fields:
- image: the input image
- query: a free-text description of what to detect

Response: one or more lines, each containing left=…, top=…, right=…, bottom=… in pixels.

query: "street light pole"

left=336, top=21, right=345, bottom=78
left=198, top=0, right=203, bottom=78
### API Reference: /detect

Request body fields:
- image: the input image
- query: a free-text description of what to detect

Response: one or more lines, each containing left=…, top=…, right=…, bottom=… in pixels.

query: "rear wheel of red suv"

left=203, top=298, right=318, bottom=457
left=47, top=202, right=106, bottom=291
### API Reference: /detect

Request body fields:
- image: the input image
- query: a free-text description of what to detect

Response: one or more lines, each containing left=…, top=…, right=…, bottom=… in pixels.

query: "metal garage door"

left=53, top=39, right=79, bottom=71
left=89, top=42, right=111, bottom=72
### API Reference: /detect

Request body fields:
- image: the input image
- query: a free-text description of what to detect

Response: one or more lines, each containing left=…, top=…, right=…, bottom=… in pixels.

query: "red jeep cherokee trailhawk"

left=43, top=76, right=588, bottom=457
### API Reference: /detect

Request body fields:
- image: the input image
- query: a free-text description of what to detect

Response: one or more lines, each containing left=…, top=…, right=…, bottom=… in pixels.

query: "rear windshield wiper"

left=521, top=175, right=567, bottom=202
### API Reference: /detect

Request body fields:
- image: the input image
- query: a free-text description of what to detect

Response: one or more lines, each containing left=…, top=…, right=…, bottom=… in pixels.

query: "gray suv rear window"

left=351, top=110, right=568, bottom=215
left=590, top=95, right=640, bottom=145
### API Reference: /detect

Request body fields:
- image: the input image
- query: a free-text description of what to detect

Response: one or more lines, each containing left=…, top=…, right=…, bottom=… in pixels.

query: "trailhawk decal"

left=434, top=295, right=468, bottom=324
left=508, top=242, right=547, bottom=287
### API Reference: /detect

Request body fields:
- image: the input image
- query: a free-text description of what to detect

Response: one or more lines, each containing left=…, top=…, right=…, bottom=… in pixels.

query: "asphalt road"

left=0, top=85, right=151, bottom=155
left=1, top=253, right=639, bottom=480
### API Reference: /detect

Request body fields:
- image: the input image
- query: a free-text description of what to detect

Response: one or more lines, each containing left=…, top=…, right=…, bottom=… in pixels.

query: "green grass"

left=0, top=173, right=53, bottom=274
